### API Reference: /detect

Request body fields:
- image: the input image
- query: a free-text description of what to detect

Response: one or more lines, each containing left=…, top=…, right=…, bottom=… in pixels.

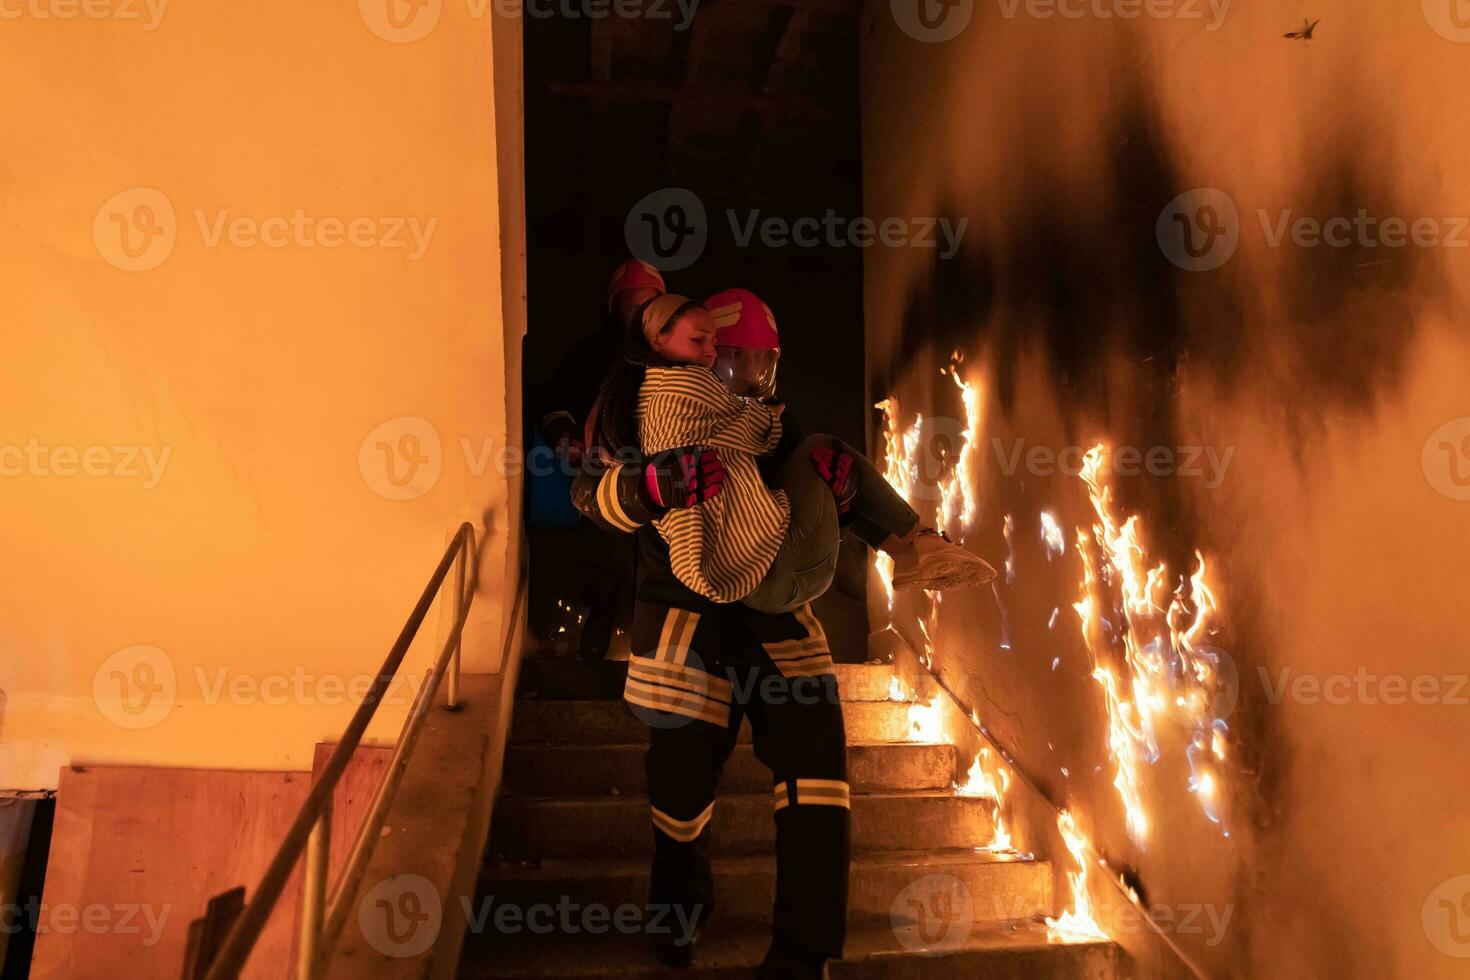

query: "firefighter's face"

left=712, top=345, right=779, bottom=399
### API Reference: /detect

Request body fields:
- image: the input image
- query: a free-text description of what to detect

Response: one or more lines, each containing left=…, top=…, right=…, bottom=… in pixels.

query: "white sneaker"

left=890, top=529, right=997, bottom=592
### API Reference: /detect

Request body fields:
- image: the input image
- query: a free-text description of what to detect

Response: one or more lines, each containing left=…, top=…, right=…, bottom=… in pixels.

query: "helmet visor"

left=712, top=347, right=780, bottom=399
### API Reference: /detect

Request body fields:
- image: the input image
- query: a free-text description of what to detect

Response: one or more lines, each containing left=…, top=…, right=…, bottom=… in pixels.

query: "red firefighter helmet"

left=607, top=259, right=666, bottom=315
left=705, top=288, right=780, bottom=399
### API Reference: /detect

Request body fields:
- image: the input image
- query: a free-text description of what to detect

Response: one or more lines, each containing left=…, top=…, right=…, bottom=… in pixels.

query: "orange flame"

left=1073, top=444, right=1231, bottom=840
left=1045, top=810, right=1109, bottom=942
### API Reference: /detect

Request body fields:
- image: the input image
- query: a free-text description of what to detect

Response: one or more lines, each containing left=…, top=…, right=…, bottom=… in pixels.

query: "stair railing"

left=197, top=521, right=484, bottom=980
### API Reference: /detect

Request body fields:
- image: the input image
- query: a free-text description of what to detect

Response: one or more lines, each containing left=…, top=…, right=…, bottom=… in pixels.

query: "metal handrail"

left=201, top=521, right=481, bottom=980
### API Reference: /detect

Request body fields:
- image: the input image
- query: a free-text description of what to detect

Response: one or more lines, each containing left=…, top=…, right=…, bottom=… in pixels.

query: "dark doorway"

left=520, top=0, right=869, bottom=660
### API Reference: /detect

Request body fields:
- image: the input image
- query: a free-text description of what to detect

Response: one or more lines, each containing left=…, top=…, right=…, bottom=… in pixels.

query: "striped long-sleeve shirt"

left=638, top=366, right=791, bottom=603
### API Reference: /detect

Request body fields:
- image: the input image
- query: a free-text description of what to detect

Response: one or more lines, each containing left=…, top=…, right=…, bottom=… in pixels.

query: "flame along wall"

left=0, top=5, right=525, bottom=790
left=862, top=4, right=1470, bottom=978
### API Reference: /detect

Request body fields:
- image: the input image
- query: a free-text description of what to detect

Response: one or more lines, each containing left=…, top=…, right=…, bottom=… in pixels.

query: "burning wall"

left=862, top=3, right=1470, bottom=977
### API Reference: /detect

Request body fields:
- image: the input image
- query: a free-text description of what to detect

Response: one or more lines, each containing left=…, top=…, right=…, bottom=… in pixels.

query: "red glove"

left=646, top=448, right=726, bottom=510
left=810, top=442, right=855, bottom=514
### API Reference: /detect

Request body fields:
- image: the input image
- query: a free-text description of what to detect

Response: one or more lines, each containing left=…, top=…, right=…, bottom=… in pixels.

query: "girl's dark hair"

left=593, top=299, right=702, bottom=456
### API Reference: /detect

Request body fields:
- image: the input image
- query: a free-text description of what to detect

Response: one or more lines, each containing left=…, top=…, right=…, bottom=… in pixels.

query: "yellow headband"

left=640, top=293, right=695, bottom=344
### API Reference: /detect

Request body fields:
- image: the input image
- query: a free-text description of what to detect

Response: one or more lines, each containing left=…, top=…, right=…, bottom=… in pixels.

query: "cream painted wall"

left=0, top=2, right=524, bottom=790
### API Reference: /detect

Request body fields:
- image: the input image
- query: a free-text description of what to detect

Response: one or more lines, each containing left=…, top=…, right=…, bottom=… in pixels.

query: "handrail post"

left=197, top=523, right=488, bottom=980
left=447, top=526, right=466, bottom=710
left=297, top=794, right=332, bottom=980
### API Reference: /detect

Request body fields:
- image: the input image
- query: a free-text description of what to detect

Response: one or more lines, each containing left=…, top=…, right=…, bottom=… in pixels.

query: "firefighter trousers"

left=624, top=601, right=850, bottom=961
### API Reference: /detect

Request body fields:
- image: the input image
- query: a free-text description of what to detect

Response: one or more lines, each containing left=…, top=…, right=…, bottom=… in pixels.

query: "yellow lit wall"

left=0, top=1, right=525, bottom=790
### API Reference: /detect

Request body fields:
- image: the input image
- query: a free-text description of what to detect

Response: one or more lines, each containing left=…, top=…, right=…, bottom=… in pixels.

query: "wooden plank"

left=30, top=766, right=309, bottom=980
left=286, top=743, right=396, bottom=970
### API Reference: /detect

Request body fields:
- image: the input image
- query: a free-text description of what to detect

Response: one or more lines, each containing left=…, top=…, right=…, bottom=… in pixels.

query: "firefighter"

left=528, top=259, right=666, bottom=660
left=572, top=290, right=854, bottom=979
left=532, top=258, right=666, bottom=463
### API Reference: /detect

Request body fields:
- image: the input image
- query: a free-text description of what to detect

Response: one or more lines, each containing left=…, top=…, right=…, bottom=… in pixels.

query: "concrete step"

left=480, top=848, right=1052, bottom=929
left=457, top=918, right=1120, bottom=979
left=504, top=741, right=956, bottom=796
left=518, top=658, right=897, bottom=703
left=491, top=791, right=998, bottom=860
left=511, top=698, right=914, bottom=746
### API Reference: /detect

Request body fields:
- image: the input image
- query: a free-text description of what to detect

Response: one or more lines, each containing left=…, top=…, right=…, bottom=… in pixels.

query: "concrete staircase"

left=459, top=658, right=1120, bottom=978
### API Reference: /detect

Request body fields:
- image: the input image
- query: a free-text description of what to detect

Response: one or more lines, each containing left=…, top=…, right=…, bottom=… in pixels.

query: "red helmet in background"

left=706, top=288, right=780, bottom=399
left=607, top=259, right=666, bottom=316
